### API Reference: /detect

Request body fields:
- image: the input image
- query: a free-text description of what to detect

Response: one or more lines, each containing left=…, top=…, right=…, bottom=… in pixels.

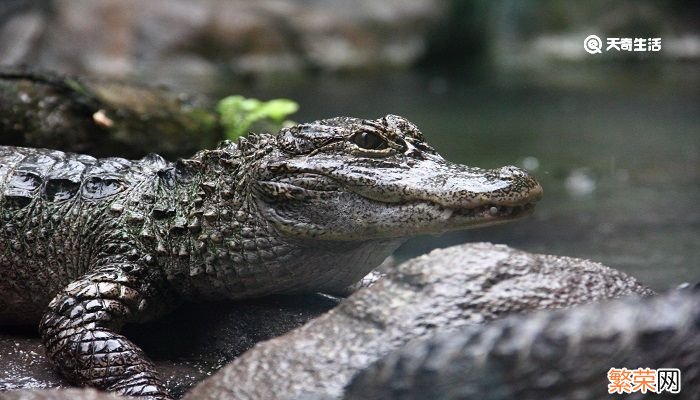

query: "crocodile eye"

left=352, top=131, right=388, bottom=150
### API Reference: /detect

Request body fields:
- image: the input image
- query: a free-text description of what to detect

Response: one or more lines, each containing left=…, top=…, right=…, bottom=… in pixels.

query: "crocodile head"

left=253, top=115, right=542, bottom=241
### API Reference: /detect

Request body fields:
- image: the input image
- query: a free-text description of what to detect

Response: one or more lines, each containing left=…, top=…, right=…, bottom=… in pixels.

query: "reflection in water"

left=231, top=66, right=700, bottom=290
left=564, top=168, right=596, bottom=197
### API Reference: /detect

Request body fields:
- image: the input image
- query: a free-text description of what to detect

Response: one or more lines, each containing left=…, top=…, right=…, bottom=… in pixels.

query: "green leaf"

left=258, top=99, right=299, bottom=122
left=217, top=95, right=299, bottom=140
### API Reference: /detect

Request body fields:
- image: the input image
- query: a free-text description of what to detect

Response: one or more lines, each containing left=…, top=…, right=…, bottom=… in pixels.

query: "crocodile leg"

left=39, top=263, right=175, bottom=399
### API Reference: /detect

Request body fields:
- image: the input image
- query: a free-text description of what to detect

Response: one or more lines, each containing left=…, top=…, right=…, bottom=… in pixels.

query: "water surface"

left=228, top=65, right=700, bottom=290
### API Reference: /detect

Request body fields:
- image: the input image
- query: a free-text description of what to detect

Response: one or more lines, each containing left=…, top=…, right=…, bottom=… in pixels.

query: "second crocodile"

left=0, top=115, right=542, bottom=399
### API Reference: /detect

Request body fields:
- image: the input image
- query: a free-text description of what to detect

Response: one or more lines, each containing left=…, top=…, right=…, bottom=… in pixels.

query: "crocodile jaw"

left=255, top=166, right=542, bottom=241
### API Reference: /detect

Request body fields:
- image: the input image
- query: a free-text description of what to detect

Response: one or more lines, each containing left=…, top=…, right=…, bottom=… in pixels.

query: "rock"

left=183, top=243, right=653, bottom=400
left=345, top=288, right=700, bottom=400
left=0, top=69, right=221, bottom=159
left=0, top=0, right=446, bottom=87
left=0, top=388, right=123, bottom=400
left=0, top=295, right=338, bottom=399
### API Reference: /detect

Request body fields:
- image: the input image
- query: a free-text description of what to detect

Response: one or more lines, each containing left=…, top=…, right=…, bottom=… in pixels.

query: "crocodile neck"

left=146, top=147, right=403, bottom=299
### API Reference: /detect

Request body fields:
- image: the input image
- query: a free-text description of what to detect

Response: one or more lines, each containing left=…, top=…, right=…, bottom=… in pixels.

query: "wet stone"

left=183, top=243, right=653, bottom=400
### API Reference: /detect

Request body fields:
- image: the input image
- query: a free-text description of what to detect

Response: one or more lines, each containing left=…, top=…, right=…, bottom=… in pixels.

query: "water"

left=224, top=64, right=700, bottom=291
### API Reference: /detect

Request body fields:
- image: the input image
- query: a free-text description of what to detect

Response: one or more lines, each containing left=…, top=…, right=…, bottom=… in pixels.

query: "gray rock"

left=0, top=295, right=338, bottom=398
left=183, top=242, right=653, bottom=400
left=345, top=288, right=700, bottom=400
left=0, top=69, right=221, bottom=159
left=0, top=388, right=123, bottom=400
left=0, top=0, right=446, bottom=87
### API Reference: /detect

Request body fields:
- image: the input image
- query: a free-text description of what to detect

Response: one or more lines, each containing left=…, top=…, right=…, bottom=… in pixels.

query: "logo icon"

left=584, top=34, right=603, bottom=54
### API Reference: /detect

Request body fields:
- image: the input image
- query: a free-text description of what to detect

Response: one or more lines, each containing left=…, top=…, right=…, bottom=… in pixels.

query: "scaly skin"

left=344, top=289, right=699, bottom=400
left=0, top=115, right=542, bottom=399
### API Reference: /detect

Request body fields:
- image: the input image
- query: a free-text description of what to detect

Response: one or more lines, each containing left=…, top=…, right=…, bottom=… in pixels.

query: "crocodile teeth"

left=481, top=205, right=520, bottom=216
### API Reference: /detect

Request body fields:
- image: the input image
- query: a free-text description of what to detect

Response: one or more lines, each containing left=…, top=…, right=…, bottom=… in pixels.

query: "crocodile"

left=0, top=114, right=542, bottom=399
left=344, top=287, right=700, bottom=400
